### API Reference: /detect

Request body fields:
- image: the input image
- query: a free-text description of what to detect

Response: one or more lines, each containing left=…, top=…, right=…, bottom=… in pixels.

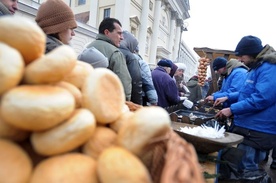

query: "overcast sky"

left=182, top=0, right=276, bottom=52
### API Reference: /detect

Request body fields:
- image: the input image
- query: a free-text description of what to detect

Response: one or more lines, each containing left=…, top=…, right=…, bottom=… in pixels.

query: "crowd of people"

left=1, top=0, right=276, bottom=182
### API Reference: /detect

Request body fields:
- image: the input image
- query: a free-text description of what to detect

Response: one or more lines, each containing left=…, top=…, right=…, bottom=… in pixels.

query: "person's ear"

left=103, top=29, right=109, bottom=36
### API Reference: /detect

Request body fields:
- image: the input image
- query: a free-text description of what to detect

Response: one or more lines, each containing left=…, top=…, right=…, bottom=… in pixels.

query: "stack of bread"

left=197, top=57, right=210, bottom=86
left=0, top=16, right=204, bottom=183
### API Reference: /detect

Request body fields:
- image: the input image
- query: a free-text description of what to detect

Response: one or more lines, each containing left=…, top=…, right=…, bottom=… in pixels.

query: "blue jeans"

left=237, top=143, right=266, bottom=171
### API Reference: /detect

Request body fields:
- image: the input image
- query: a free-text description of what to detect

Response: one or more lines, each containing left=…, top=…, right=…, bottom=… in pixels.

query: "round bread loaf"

left=23, top=45, right=77, bottom=84
left=31, top=108, right=96, bottom=156
left=0, top=16, right=45, bottom=64
left=54, top=81, right=82, bottom=108
left=30, top=153, right=98, bottom=183
left=109, top=111, right=134, bottom=133
left=0, top=42, right=24, bottom=96
left=97, top=146, right=152, bottom=183
left=0, top=139, right=32, bottom=183
left=82, top=68, right=125, bottom=124
left=63, top=60, right=94, bottom=89
left=0, top=85, right=75, bottom=131
left=0, top=115, right=29, bottom=141
left=82, top=126, right=117, bottom=159
left=116, top=106, right=171, bottom=156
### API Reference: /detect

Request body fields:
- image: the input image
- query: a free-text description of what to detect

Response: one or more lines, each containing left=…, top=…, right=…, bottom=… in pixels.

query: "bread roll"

left=54, top=81, right=82, bottom=108
left=0, top=115, right=29, bottom=141
left=31, top=108, right=96, bottom=156
left=0, top=16, right=45, bottom=64
left=0, top=42, right=24, bottom=96
left=0, top=139, right=32, bottom=183
left=97, top=146, right=152, bottom=183
left=30, top=153, right=98, bottom=183
left=109, top=111, right=134, bottom=133
left=116, top=106, right=171, bottom=156
left=63, top=60, right=94, bottom=89
left=0, top=85, right=75, bottom=131
left=23, top=45, right=77, bottom=84
left=82, top=68, right=125, bottom=124
left=82, top=126, right=117, bottom=159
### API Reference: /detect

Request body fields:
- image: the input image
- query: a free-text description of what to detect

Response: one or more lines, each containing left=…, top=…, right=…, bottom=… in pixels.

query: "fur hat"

left=157, top=59, right=172, bottom=68
left=78, top=47, right=108, bottom=68
left=175, top=63, right=187, bottom=71
left=213, top=57, right=227, bottom=71
left=235, top=35, right=263, bottom=56
left=35, top=0, right=77, bottom=34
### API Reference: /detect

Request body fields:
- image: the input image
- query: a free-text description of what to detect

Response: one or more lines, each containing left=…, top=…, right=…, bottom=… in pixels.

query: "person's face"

left=216, top=67, right=226, bottom=75
left=174, top=69, right=184, bottom=77
left=237, top=55, right=254, bottom=66
left=104, top=23, right=123, bottom=47
left=58, top=28, right=75, bottom=45
left=165, top=67, right=171, bottom=74
left=1, top=0, right=18, bottom=14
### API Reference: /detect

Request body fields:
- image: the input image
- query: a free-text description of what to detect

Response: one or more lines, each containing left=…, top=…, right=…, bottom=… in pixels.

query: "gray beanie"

left=78, top=47, right=108, bottom=68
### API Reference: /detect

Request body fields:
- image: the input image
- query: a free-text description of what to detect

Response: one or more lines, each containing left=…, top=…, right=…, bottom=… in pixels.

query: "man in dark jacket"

left=0, top=0, right=18, bottom=16
left=152, top=59, right=181, bottom=108
left=119, top=31, right=142, bottom=105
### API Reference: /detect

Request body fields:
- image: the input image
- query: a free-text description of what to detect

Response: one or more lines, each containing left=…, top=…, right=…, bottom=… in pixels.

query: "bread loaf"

left=31, top=108, right=96, bottom=156
left=0, top=42, right=24, bottom=96
left=0, top=16, right=45, bottom=64
left=63, top=60, right=94, bottom=89
left=82, top=126, right=117, bottom=159
left=30, top=153, right=98, bottom=183
left=0, top=85, right=75, bottom=131
left=0, top=139, right=32, bottom=183
left=82, top=68, right=125, bottom=124
left=54, top=81, right=82, bottom=108
left=23, top=45, right=77, bottom=84
left=97, top=146, right=152, bottom=183
left=116, top=106, right=171, bottom=156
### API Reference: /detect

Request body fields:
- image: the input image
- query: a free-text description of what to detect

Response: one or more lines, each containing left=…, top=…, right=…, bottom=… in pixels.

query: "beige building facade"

left=17, top=0, right=199, bottom=80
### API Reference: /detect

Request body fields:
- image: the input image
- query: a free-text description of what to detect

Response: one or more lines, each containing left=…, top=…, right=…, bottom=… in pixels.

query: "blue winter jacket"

left=152, top=66, right=180, bottom=108
left=227, top=45, right=276, bottom=135
left=213, top=59, right=248, bottom=108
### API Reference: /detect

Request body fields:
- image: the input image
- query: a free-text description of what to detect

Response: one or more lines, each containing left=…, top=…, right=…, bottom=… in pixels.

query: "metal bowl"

left=171, top=122, right=244, bottom=154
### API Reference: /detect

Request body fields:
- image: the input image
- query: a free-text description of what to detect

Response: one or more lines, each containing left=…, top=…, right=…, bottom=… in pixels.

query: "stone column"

left=88, top=0, right=98, bottom=27
left=172, top=19, right=182, bottom=61
left=138, top=0, right=149, bottom=57
left=168, top=11, right=177, bottom=60
left=149, top=0, right=162, bottom=64
left=115, top=0, right=131, bottom=31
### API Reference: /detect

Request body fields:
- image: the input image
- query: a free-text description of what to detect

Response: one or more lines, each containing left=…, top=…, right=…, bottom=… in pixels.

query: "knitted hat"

left=78, top=47, right=108, bottom=68
left=157, top=59, right=172, bottom=68
left=35, top=0, right=77, bottom=34
left=235, top=35, right=263, bottom=56
left=212, top=57, right=227, bottom=71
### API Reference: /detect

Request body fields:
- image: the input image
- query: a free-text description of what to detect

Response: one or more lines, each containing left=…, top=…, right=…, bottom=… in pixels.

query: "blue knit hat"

left=212, top=57, right=227, bottom=71
left=157, top=59, right=172, bottom=68
left=235, top=35, right=263, bottom=56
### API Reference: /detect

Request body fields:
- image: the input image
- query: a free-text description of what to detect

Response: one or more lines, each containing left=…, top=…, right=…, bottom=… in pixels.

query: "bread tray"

left=171, top=122, right=244, bottom=154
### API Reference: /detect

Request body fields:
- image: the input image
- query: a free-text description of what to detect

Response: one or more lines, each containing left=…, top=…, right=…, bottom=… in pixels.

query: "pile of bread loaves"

left=0, top=16, right=204, bottom=183
left=197, top=57, right=210, bottom=86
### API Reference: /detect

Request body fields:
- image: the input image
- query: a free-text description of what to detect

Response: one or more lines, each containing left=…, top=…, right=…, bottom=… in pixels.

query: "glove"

left=182, top=99, right=193, bottom=109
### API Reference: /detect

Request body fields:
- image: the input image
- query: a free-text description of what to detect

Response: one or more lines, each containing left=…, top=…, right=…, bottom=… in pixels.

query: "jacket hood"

left=187, top=77, right=198, bottom=87
left=120, top=31, right=138, bottom=53
left=226, top=58, right=249, bottom=75
left=257, top=44, right=276, bottom=64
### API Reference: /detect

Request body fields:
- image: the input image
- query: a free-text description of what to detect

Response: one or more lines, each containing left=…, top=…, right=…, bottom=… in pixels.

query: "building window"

left=78, top=0, right=86, bottom=6
left=149, top=1, right=153, bottom=11
left=104, top=8, right=111, bottom=19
